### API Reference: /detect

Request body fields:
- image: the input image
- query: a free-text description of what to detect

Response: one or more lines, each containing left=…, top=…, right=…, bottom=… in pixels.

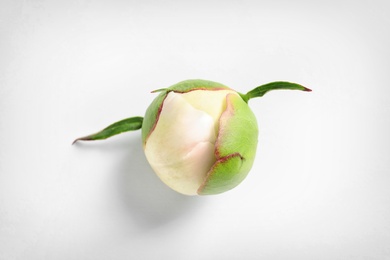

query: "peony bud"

left=73, top=79, right=311, bottom=195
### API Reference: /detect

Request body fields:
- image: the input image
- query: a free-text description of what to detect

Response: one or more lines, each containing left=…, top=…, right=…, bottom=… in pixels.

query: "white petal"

left=180, top=90, right=238, bottom=135
left=144, top=92, right=217, bottom=195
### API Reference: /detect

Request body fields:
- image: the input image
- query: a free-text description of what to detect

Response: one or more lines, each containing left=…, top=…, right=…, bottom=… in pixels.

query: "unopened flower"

left=74, top=79, right=311, bottom=195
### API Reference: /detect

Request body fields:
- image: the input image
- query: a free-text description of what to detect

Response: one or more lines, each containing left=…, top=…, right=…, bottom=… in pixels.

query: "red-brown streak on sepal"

left=196, top=92, right=259, bottom=195
left=197, top=94, right=244, bottom=194
left=197, top=152, right=244, bottom=194
left=143, top=93, right=169, bottom=147
left=172, top=87, right=232, bottom=94
left=218, top=152, right=244, bottom=163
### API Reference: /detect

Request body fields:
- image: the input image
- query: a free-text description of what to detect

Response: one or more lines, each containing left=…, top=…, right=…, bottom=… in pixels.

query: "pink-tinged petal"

left=179, top=90, right=238, bottom=135
left=144, top=92, right=217, bottom=195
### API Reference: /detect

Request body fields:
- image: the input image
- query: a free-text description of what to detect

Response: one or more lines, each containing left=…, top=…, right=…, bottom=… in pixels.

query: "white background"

left=1, top=0, right=390, bottom=259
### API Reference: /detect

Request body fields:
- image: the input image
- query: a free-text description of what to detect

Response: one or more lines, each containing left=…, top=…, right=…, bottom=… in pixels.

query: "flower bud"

left=142, top=80, right=258, bottom=195
left=73, top=79, right=311, bottom=196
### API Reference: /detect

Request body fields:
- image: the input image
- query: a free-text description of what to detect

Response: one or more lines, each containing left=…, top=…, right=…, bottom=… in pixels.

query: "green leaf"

left=73, top=116, right=143, bottom=144
left=240, top=81, right=312, bottom=103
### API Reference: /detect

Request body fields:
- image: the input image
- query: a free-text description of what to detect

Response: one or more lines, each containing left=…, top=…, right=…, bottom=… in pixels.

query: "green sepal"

left=73, top=116, right=143, bottom=144
left=198, top=94, right=258, bottom=195
left=240, top=81, right=312, bottom=103
left=142, top=90, right=168, bottom=145
left=151, top=88, right=167, bottom=93
left=165, top=79, right=232, bottom=93
left=198, top=154, right=245, bottom=195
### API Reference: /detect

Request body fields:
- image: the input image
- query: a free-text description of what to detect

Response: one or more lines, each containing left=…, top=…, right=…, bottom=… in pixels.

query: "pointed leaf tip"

left=151, top=88, right=167, bottom=93
left=72, top=136, right=92, bottom=145
left=245, top=81, right=311, bottom=101
left=72, top=116, right=143, bottom=144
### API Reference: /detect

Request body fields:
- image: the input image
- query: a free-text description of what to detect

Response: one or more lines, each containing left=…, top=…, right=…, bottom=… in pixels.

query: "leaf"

left=73, top=116, right=143, bottom=144
left=240, top=81, right=312, bottom=103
